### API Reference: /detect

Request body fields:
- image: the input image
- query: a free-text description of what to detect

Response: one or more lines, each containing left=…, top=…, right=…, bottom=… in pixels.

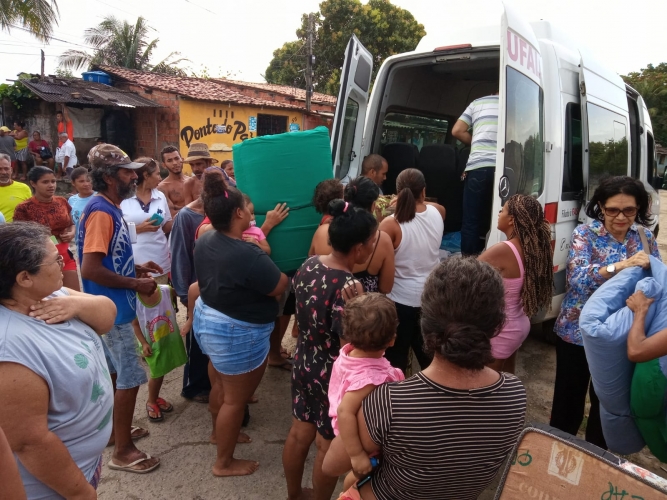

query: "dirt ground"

left=97, top=191, right=667, bottom=499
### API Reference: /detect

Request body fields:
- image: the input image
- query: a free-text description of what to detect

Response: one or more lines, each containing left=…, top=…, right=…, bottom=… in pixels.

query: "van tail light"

left=544, top=202, right=558, bottom=224
left=433, top=44, right=472, bottom=52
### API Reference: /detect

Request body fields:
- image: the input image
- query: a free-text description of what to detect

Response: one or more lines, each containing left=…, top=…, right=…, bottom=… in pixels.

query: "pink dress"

left=328, top=343, right=404, bottom=436
left=491, top=240, right=530, bottom=360
left=242, top=222, right=266, bottom=241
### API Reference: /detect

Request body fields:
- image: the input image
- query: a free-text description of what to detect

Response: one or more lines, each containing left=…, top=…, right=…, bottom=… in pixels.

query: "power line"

left=91, top=0, right=138, bottom=17
left=8, top=24, right=97, bottom=50
left=0, top=51, right=59, bottom=56
left=184, top=0, right=218, bottom=15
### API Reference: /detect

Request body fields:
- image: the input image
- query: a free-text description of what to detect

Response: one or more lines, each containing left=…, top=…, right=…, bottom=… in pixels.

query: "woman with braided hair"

left=478, top=194, right=553, bottom=373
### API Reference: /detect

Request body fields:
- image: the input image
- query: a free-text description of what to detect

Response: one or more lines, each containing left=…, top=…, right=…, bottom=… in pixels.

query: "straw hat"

left=183, top=143, right=218, bottom=164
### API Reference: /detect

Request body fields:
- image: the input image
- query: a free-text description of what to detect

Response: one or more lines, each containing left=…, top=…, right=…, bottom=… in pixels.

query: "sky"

left=0, top=0, right=665, bottom=85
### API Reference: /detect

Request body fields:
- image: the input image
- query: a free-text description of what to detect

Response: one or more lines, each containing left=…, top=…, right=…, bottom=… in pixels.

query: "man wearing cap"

left=183, top=143, right=235, bottom=204
left=0, top=126, right=16, bottom=178
left=78, top=144, right=162, bottom=474
left=0, top=153, right=31, bottom=222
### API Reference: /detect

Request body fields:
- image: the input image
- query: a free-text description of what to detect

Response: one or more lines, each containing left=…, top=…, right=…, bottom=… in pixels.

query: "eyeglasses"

left=39, top=254, right=64, bottom=268
left=602, top=206, right=638, bottom=218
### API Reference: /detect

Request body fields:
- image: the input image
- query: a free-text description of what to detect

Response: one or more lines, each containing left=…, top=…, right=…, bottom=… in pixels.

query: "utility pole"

left=306, top=13, right=314, bottom=112
left=40, top=50, right=45, bottom=78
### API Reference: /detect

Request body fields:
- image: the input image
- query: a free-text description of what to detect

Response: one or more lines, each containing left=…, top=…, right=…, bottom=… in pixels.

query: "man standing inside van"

left=452, top=92, right=499, bottom=255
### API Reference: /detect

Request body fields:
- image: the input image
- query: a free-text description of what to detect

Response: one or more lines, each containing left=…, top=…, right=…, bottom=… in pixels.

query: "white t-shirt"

left=120, top=189, right=172, bottom=275
left=55, top=139, right=77, bottom=170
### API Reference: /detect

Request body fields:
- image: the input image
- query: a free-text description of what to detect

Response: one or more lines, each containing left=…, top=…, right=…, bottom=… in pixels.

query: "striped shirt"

left=459, top=95, right=499, bottom=171
left=363, top=371, right=526, bottom=500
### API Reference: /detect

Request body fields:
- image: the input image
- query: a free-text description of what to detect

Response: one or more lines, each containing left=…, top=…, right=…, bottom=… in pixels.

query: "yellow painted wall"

left=178, top=100, right=303, bottom=173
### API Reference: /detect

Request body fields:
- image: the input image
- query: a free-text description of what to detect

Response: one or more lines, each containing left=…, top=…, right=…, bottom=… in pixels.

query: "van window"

left=380, top=112, right=449, bottom=152
left=586, top=103, right=628, bottom=199
left=337, top=98, right=360, bottom=178
left=647, top=132, right=655, bottom=185
left=562, top=103, right=583, bottom=200
left=505, top=67, right=544, bottom=197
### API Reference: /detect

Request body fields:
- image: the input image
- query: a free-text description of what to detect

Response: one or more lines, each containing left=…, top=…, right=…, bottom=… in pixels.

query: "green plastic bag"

left=234, top=126, right=333, bottom=272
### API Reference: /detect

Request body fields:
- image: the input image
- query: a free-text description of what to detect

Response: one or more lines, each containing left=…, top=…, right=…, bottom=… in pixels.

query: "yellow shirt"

left=0, top=181, right=32, bottom=222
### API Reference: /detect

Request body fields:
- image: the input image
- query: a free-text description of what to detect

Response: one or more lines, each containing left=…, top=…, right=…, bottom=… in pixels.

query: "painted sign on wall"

left=178, top=100, right=303, bottom=169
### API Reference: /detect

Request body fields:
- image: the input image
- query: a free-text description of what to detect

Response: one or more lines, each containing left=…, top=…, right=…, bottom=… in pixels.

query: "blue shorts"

left=102, top=322, right=148, bottom=390
left=194, top=300, right=273, bottom=376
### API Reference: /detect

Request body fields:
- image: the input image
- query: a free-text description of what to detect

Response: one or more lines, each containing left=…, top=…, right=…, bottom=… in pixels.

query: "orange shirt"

left=57, top=120, right=74, bottom=145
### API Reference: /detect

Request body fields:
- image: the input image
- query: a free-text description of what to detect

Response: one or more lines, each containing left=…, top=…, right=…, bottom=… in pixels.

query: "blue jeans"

left=194, top=300, right=273, bottom=376
left=461, top=167, right=495, bottom=256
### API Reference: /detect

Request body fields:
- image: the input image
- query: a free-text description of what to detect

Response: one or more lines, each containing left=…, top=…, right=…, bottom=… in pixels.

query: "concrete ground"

left=97, top=191, right=667, bottom=499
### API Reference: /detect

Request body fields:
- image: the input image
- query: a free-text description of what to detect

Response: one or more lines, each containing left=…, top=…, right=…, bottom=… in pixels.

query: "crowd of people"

left=0, top=123, right=663, bottom=499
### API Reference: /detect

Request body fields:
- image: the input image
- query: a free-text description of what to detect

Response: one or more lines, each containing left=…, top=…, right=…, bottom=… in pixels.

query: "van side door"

left=578, top=51, right=630, bottom=221
left=330, top=35, right=373, bottom=181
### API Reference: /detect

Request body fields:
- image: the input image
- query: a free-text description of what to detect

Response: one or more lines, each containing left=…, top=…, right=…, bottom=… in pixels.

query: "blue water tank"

left=82, top=71, right=112, bottom=86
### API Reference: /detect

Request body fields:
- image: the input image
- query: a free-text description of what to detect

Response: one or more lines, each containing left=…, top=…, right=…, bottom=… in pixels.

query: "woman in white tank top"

left=380, top=168, right=445, bottom=372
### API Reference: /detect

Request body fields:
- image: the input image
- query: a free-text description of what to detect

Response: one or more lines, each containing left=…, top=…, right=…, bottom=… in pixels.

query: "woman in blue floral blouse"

left=551, top=176, right=660, bottom=448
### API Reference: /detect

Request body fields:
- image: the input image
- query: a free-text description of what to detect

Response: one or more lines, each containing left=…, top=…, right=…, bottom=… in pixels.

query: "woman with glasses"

left=120, top=158, right=173, bottom=285
left=0, top=222, right=117, bottom=499
left=551, top=176, right=660, bottom=448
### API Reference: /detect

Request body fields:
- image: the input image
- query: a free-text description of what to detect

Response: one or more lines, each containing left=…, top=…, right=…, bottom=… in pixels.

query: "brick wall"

left=117, top=84, right=180, bottom=159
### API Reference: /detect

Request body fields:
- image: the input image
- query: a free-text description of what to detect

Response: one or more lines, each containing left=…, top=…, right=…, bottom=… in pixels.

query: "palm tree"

left=0, top=0, right=59, bottom=41
left=58, top=15, right=187, bottom=75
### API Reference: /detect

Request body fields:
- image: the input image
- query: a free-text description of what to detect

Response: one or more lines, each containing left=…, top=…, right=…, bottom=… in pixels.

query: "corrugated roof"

left=97, top=65, right=335, bottom=110
left=20, top=76, right=161, bottom=108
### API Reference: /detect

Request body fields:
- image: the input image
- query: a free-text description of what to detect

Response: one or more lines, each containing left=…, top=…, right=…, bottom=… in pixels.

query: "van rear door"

left=330, top=35, right=373, bottom=180
left=577, top=52, right=630, bottom=221
left=492, top=4, right=545, bottom=245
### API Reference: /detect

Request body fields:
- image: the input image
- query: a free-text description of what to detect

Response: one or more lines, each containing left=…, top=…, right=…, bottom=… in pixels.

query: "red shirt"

left=13, top=196, right=73, bottom=238
left=57, top=121, right=74, bottom=145
left=29, top=139, right=49, bottom=154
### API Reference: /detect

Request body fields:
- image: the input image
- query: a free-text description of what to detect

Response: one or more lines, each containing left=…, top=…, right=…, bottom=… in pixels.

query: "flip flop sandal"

left=155, top=397, right=173, bottom=413
left=269, top=359, right=293, bottom=372
left=130, top=426, right=150, bottom=440
left=248, top=394, right=259, bottom=404
left=108, top=454, right=160, bottom=474
left=146, top=403, right=164, bottom=422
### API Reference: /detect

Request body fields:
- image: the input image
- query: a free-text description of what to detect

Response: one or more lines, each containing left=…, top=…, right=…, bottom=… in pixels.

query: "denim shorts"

left=193, top=299, right=273, bottom=376
left=102, top=322, right=148, bottom=389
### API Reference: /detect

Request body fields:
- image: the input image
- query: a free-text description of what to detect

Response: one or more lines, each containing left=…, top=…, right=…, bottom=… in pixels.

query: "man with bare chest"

left=182, top=143, right=217, bottom=205
left=157, top=146, right=186, bottom=217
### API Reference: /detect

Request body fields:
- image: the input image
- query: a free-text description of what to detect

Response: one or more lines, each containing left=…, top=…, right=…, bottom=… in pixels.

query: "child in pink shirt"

left=241, top=193, right=270, bottom=254
left=326, top=293, right=404, bottom=478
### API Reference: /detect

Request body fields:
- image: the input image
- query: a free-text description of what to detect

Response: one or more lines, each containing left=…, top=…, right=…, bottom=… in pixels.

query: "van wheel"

left=529, top=319, right=559, bottom=346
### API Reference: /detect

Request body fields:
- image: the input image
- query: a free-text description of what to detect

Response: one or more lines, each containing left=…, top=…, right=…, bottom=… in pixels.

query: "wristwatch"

left=606, top=264, right=616, bottom=275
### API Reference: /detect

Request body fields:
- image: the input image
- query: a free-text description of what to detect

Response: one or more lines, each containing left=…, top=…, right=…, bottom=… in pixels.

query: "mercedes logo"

left=499, top=176, right=510, bottom=198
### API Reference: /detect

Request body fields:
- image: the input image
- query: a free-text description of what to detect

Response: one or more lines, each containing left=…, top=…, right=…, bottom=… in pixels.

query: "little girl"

left=326, top=293, right=404, bottom=480
left=133, top=283, right=188, bottom=422
left=196, top=193, right=271, bottom=254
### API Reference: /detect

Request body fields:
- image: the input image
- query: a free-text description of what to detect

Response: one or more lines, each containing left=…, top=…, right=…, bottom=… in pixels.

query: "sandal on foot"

left=131, top=426, right=150, bottom=440
left=155, top=397, right=173, bottom=412
left=108, top=454, right=160, bottom=474
left=146, top=403, right=164, bottom=422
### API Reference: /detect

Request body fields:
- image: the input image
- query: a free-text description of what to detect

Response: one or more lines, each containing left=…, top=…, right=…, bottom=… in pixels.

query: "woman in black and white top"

left=323, top=257, right=527, bottom=500
left=379, top=168, right=445, bottom=372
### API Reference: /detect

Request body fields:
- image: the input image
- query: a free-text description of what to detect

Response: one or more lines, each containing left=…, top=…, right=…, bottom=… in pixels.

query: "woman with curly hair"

left=478, top=194, right=553, bottom=373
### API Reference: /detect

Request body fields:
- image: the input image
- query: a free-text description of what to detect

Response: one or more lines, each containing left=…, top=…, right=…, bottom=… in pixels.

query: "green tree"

left=622, top=63, right=667, bottom=145
left=58, top=15, right=187, bottom=76
left=264, top=0, right=425, bottom=96
left=0, top=0, right=59, bottom=41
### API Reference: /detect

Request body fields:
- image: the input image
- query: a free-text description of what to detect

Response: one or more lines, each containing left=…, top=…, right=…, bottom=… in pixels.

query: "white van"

left=330, top=2, right=660, bottom=323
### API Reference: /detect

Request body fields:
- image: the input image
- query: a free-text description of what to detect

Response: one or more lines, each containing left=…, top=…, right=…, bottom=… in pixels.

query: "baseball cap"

left=88, top=144, right=146, bottom=170
left=0, top=126, right=10, bottom=132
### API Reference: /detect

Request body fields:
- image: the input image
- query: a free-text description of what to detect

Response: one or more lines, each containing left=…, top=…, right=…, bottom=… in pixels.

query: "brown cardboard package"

left=496, top=427, right=667, bottom=500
